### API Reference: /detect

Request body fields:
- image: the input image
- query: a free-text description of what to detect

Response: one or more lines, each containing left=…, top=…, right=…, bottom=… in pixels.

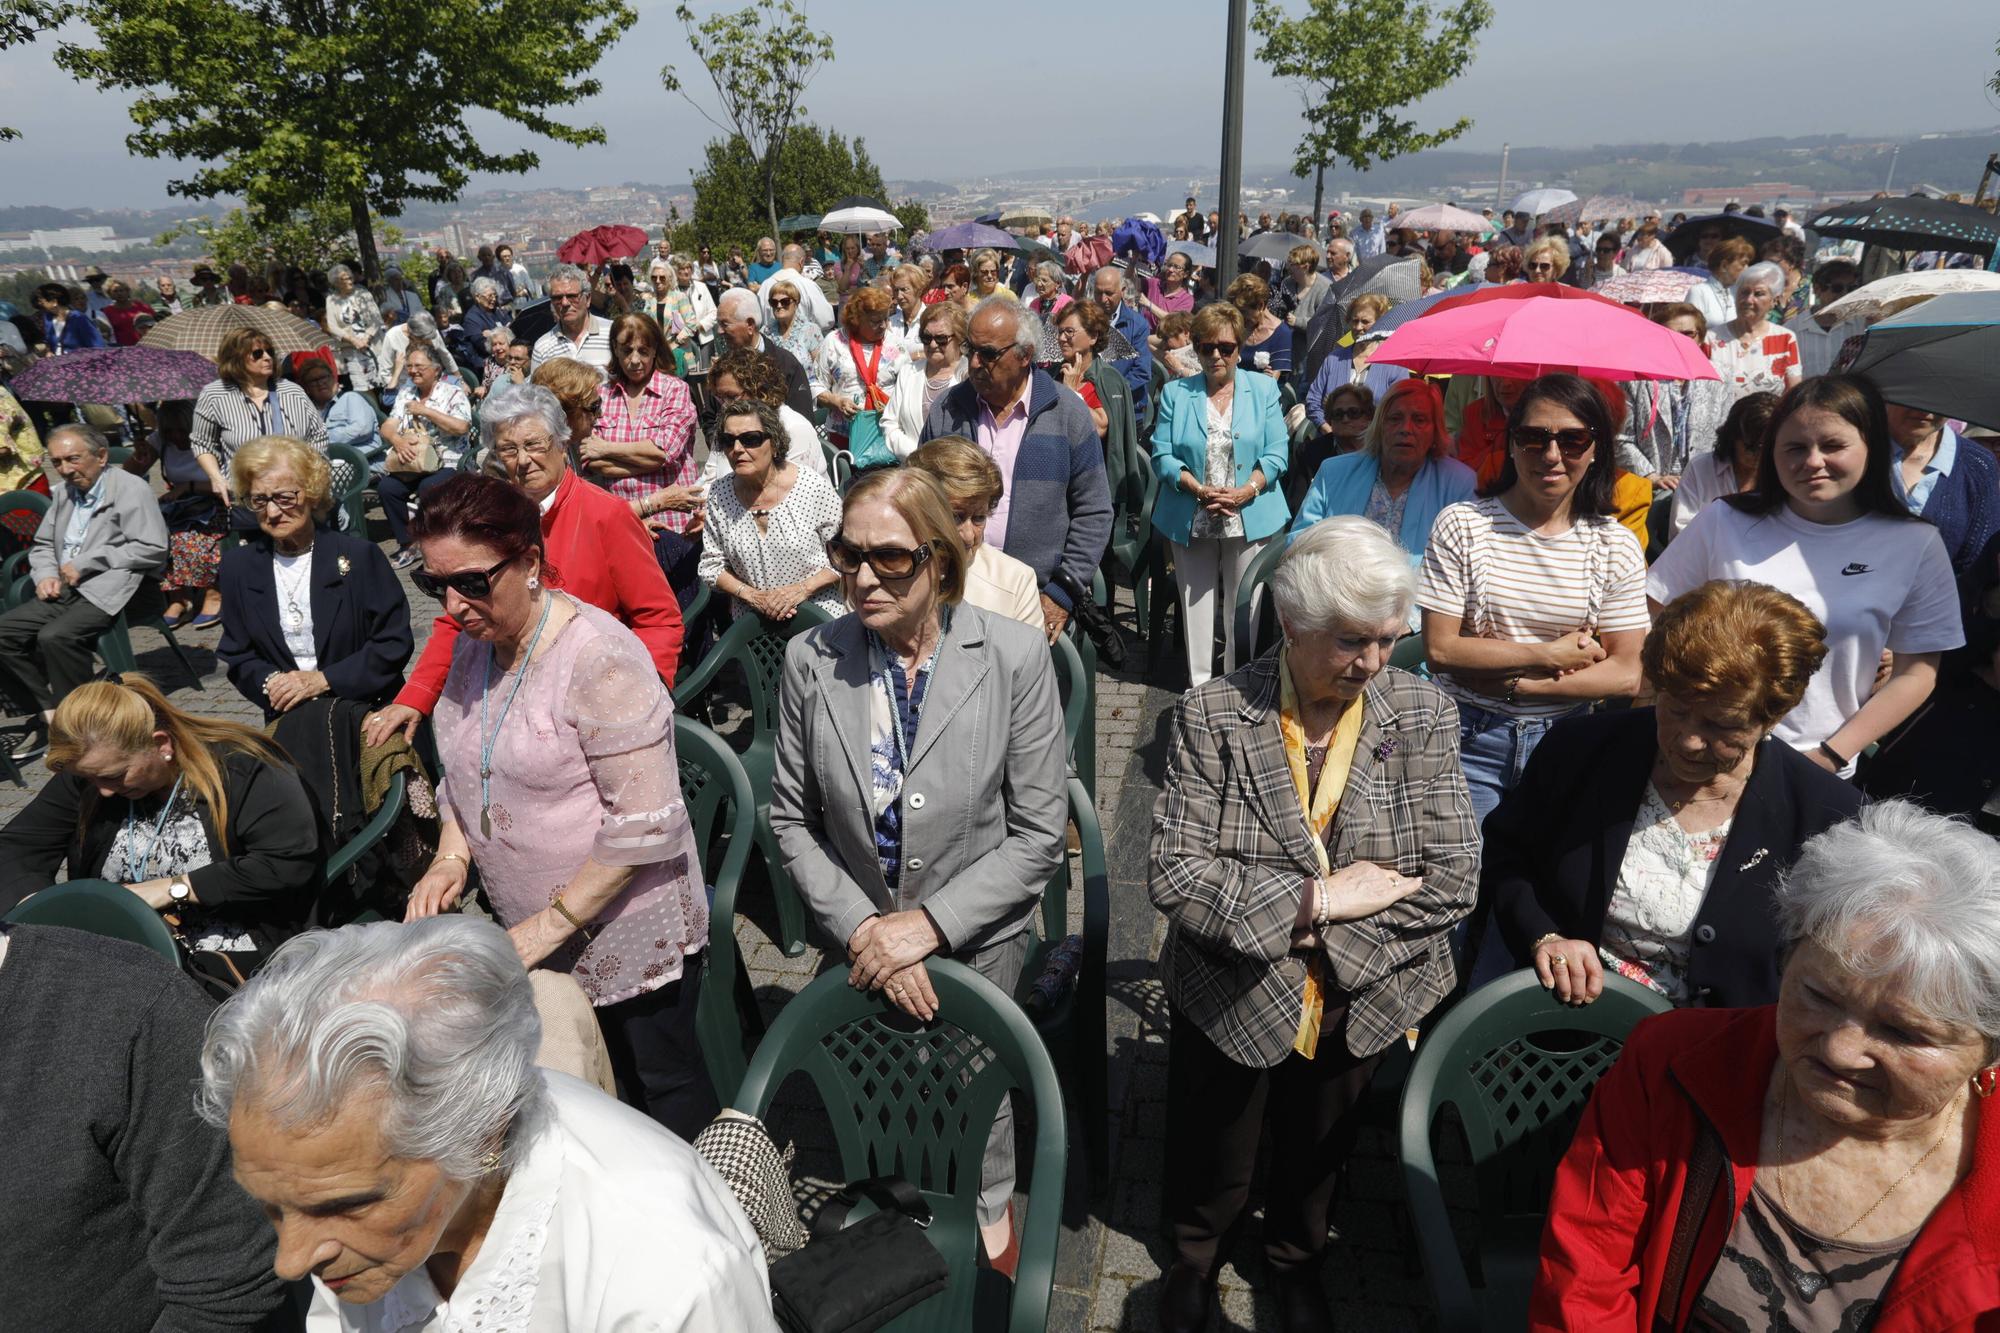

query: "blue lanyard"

left=870, top=613, right=948, bottom=777
left=478, top=593, right=554, bottom=836
left=123, top=775, right=186, bottom=880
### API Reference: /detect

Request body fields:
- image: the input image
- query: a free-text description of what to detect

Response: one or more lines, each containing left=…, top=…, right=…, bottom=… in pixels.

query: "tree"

left=1251, top=0, right=1494, bottom=228
left=689, top=123, right=896, bottom=251
left=0, top=0, right=71, bottom=139
left=157, top=200, right=400, bottom=276
left=50, top=0, right=634, bottom=283
left=662, top=0, right=835, bottom=239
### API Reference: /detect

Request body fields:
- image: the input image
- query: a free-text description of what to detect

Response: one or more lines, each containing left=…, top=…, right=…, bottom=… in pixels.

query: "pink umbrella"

left=557, top=224, right=650, bottom=266
left=1371, top=291, right=1719, bottom=381
left=1593, top=269, right=1702, bottom=305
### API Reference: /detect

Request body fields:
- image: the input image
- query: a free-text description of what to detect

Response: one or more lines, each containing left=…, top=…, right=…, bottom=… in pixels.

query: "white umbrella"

left=818, top=205, right=901, bottom=235
left=997, top=203, right=1053, bottom=229
left=1814, top=269, right=2000, bottom=327
left=1396, top=203, right=1489, bottom=233
left=1511, top=187, right=1578, bottom=217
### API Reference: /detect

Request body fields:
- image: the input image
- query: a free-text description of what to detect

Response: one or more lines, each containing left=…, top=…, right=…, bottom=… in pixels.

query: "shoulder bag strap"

left=811, top=1174, right=932, bottom=1238
left=1653, top=1114, right=1727, bottom=1333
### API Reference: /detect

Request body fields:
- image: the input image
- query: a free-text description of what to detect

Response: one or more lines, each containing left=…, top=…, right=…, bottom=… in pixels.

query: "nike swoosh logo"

left=1840, top=563, right=1872, bottom=576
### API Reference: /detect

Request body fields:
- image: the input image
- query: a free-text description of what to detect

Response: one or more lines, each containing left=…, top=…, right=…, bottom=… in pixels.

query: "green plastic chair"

left=1, top=549, right=29, bottom=606
left=0, top=487, right=50, bottom=555
left=1102, top=461, right=1166, bottom=644
left=1048, top=628, right=1099, bottom=799
left=674, top=714, right=765, bottom=1100
left=1645, top=489, right=1675, bottom=563
left=1230, top=536, right=1290, bottom=664
left=733, top=959, right=1067, bottom=1333
left=1399, top=969, right=1672, bottom=1333
left=671, top=601, right=833, bottom=956
left=311, top=769, right=410, bottom=927
left=325, top=441, right=374, bottom=537
left=1017, top=777, right=1110, bottom=1195
left=97, top=607, right=205, bottom=691
left=3, top=878, right=181, bottom=962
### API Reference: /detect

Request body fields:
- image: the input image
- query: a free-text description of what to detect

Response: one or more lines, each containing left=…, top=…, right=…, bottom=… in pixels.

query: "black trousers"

left=1163, top=1000, right=1385, bottom=1277
left=0, top=583, right=161, bottom=711
left=596, top=950, right=721, bottom=1141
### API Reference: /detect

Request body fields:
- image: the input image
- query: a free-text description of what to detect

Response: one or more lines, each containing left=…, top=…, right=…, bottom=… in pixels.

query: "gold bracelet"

left=1532, top=932, right=1565, bottom=954
left=431, top=852, right=469, bottom=873
left=551, top=895, right=596, bottom=940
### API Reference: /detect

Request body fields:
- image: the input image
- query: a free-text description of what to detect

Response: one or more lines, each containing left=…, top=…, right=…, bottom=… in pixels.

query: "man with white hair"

left=1324, top=236, right=1356, bottom=282
left=1092, top=266, right=1153, bottom=421
left=756, top=243, right=833, bottom=331
left=530, top=264, right=612, bottom=372
left=715, top=288, right=814, bottom=420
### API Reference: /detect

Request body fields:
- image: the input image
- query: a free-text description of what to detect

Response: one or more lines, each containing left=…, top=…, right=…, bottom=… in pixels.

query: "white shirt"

left=1647, top=502, right=1963, bottom=762
left=531, top=316, right=613, bottom=373
left=1685, top=277, right=1735, bottom=332
left=757, top=270, right=833, bottom=332
left=309, top=1073, right=775, bottom=1333
left=272, top=548, right=318, bottom=671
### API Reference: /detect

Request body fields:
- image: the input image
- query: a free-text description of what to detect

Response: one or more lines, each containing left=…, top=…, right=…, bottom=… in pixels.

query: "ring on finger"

left=1549, top=955, right=1568, bottom=967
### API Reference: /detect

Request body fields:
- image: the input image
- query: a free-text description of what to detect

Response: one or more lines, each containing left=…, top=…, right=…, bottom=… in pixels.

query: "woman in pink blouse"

left=401, top=473, right=715, bottom=1137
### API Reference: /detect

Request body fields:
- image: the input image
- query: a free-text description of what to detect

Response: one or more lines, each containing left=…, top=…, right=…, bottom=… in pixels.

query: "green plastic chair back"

left=1646, top=490, right=1675, bottom=563
left=4, top=879, right=181, bottom=963
left=733, top=959, right=1067, bottom=1333
left=323, top=769, right=407, bottom=886
left=0, top=487, right=50, bottom=554
left=1398, top=969, right=1672, bottom=1332
left=98, top=610, right=205, bottom=691
left=1048, top=630, right=1087, bottom=777
left=325, top=441, right=373, bottom=537
left=674, top=715, right=760, bottom=1099
left=1391, top=630, right=1428, bottom=675
left=1230, top=537, right=1290, bottom=663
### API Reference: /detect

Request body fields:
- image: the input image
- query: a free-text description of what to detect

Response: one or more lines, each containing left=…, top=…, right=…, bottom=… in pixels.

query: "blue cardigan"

left=1149, top=369, right=1291, bottom=545
left=1900, top=426, right=2000, bottom=589
left=1288, top=451, right=1477, bottom=558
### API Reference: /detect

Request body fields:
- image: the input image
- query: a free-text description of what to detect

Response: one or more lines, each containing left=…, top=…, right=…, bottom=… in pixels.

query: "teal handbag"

left=844, top=409, right=896, bottom=471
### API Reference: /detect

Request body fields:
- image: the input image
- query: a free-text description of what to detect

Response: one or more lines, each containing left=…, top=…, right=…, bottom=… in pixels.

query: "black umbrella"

left=1806, top=195, right=2000, bottom=261
left=1301, top=255, right=1424, bottom=388
left=1664, top=212, right=1781, bottom=263
left=510, top=297, right=555, bottom=350
left=829, top=193, right=890, bottom=214
left=1848, top=291, right=2000, bottom=428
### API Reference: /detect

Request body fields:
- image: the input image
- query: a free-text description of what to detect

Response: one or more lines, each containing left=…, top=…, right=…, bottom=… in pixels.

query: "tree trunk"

left=1312, top=161, right=1326, bottom=238
left=350, top=191, right=381, bottom=287
left=762, top=154, right=780, bottom=241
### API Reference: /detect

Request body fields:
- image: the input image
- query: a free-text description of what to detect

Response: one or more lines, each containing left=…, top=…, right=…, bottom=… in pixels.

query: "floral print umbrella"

left=8, top=346, right=222, bottom=404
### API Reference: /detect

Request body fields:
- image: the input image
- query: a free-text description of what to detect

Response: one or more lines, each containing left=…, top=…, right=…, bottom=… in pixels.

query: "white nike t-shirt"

left=1647, top=502, right=1963, bottom=760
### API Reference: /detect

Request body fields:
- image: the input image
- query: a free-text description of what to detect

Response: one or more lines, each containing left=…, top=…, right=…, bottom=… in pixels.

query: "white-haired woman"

left=1535, top=801, right=2000, bottom=1330
left=325, top=264, right=385, bottom=392
left=1707, top=260, right=1802, bottom=402
left=1150, top=515, right=1479, bottom=1333
left=199, top=916, right=776, bottom=1328
left=1028, top=261, right=1072, bottom=323
left=457, top=275, right=507, bottom=381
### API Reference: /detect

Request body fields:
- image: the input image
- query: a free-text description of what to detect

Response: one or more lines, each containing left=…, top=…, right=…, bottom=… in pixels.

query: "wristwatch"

left=167, top=877, right=193, bottom=905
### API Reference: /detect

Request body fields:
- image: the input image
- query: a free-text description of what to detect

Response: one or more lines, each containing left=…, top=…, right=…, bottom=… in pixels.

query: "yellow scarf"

left=1277, top=648, right=1366, bottom=1059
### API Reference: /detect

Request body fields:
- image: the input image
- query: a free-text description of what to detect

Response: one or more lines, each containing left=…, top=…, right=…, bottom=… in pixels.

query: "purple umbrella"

left=8, top=346, right=220, bottom=405
left=920, top=222, right=1018, bottom=252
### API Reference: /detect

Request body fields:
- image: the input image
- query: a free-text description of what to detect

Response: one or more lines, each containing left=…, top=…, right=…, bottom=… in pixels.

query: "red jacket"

left=1534, top=1005, right=2000, bottom=1332
left=394, top=470, right=683, bottom=713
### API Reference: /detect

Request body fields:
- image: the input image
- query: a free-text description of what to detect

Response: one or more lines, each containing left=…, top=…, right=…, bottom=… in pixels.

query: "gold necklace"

left=1776, top=1074, right=1964, bottom=1241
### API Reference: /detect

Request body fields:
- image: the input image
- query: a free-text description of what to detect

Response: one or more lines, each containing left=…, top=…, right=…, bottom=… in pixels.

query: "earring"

left=479, top=1149, right=502, bottom=1173
left=526, top=577, right=540, bottom=592
left=1976, top=1067, right=1998, bottom=1100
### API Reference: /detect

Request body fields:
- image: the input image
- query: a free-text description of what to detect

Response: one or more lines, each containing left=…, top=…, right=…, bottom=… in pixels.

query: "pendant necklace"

left=478, top=593, right=554, bottom=837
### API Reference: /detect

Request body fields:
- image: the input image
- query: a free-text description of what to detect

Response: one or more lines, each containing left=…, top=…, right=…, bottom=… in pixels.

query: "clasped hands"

left=847, top=909, right=948, bottom=1021
left=1291, top=859, right=1425, bottom=948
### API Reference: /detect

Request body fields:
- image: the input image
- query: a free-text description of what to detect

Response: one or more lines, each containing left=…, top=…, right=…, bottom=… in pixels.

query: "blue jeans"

left=1457, top=700, right=1582, bottom=982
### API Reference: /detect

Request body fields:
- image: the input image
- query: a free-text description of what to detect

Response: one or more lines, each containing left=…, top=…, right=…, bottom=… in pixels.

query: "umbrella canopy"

left=1396, top=203, right=1489, bottom=234
left=1542, top=194, right=1643, bottom=227
left=828, top=194, right=888, bottom=213
left=556, top=224, right=650, bottom=266
left=1848, top=291, right=2000, bottom=428
left=1300, top=255, right=1425, bottom=387
left=1371, top=289, right=1719, bottom=381
left=1013, top=236, right=1068, bottom=270
left=1813, top=269, right=2000, bottom=326
left=818, top=205, right=901, bottom=235
left=1240, top=231, right=1316, bottom=264
left=1510, top=187, right=1578, bottom=217
left=997, top=204, right=1053, bottom=229
left=921, top=222, right=1018, bottom=253
left=7, top=346, right=221, bottom=405
left=1166, top=239, right=1218, bottom=269
left=1371, top=282, right=1502, bottom=334
left=510, top=298, right=555, bottom=351
left=1807, top=195, right=2000, bottom=261
left=777, top=213, right=822, bottom=233
left=1592, top=269, right=1705, bottom=304
left=140, top=303, right=331, bottom=359
left=1664, top=212, right=1781, bottom=263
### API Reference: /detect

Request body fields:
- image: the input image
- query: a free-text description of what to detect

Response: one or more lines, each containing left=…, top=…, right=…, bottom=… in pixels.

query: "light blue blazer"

left=1149, top=369, right=1291, bottom=545
left=1288, top=451, right=1477, bottom=560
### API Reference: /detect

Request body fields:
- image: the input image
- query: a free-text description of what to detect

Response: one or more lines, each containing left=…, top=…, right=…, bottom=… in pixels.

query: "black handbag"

left=768, top=1176, right=950, bottom=1333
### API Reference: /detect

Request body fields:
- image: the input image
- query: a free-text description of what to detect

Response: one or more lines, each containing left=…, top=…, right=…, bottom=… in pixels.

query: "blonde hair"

left=529, top=356, right=606, bottom=426
left=1523, top=237, right=1571, bottom=279
left=909, top=436, right=1005, bottom=507
left=229, top=435, right=335, bottom=519
left=840, top=467, right=968, bottom=605
left=49, top=675, right=293, bottom=855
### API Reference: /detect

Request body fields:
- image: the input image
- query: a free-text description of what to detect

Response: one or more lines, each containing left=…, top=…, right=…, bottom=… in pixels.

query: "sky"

left=3, top=0, right=1997, bottom=210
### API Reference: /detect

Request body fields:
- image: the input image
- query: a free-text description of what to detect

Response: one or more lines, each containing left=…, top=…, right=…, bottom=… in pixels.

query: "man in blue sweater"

left=1092, top=265, right=1153, bottom=423
left=921, top=297, right=1112, bottom=640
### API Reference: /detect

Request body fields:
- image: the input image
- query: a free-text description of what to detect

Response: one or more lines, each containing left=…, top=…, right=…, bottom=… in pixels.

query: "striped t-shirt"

left=1417, top=496, right=1650, bottom=718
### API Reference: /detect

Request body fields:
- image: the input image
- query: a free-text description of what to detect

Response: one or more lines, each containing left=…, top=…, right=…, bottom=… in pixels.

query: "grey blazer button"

left=906, top=857, right=924, bottom=872
left=1694, top=924, right=1716, bottom=945
left=907, top=792, right=926, bottom=810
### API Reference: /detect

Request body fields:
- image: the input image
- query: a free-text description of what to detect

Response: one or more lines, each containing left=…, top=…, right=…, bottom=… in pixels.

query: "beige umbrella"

left=1813, top=269, right=2000, bottom=327
left=140, top=303, right=332, bottom=360
left=998, top=204, right=1054, bottom=230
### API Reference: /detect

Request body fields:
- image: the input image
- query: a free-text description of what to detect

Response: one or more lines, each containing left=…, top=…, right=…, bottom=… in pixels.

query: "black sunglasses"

left=718, top=430, right=772, bottom=449
left=918, top=331, right=957, bottom=347
left=412, top=551, right=523, bottom=600
left=966, top=342, right=1015, bottom=364
left=1196, top=341, right=1239, bottom=357
left=1510, top=426, right=1597, bottom=459
left=1328, top=407, right=1369, bottom=422
left=826, top=537, right=934, bottom=581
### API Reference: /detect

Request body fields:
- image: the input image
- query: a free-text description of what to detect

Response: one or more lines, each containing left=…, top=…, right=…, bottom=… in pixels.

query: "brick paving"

left=0, top=505, right=1445, bottom=1332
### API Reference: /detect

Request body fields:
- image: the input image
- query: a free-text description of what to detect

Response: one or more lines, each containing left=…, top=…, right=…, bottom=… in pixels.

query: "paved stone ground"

left=0, top=508, right=1447, bottom=1332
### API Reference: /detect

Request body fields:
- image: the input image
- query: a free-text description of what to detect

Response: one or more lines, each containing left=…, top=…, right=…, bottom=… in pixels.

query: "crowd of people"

left=0, top=187, right=1997, bottom=1333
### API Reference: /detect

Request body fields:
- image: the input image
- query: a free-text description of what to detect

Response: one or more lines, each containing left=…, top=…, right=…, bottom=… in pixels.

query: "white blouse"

left=1597, top=783, right=1732, bottom=1004
left=273, top=548, right=318, bottom=671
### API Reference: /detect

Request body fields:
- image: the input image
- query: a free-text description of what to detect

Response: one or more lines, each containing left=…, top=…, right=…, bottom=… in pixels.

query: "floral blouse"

left=1598, top=783, right=1732, bottom=1004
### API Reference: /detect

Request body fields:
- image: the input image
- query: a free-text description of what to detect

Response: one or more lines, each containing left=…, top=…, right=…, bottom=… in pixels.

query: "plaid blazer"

left=1149, top=654, right=1480, bottom=1067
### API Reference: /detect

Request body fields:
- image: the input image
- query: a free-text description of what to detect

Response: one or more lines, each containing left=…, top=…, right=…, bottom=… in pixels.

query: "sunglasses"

left=1510, top=426, right=1597, bottom=459
left=966, top=342, right=1015, bottom=363
left=247, top=347, right=275, bottom=359
left=826, top=537, right=935, bottom=580
left=1525, top=262, right=1558, bottom=274
left=918, top=331, right=957, bottom=348
left=1196, top=341, right=1239, bottom=357
left=769, top=297, right=796, bottom=310
left=719, top=429, right=773, bottom=450
left=413, top=551, right=522, bottom=600
left=1328, top=407, right=1369, bottom=422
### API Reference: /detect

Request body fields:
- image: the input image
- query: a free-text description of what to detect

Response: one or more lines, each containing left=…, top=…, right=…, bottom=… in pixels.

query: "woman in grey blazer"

left=769, top=465, right=1067, bottom=1275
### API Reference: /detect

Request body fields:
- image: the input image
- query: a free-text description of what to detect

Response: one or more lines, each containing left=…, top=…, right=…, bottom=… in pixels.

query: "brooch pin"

left=1737, top=848, right=1769, bottom=872
left=336, top=554, right=352, bottom=576
left=1373, top=737, right=1398, bottom=763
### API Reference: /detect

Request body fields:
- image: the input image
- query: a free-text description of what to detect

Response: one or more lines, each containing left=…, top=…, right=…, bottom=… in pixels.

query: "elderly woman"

left=1054, top=298, right=1117, bottom=443
left=1419, top=373, right=1651, bottom=823
left=1028, top=261, right=1072, bottom=323
left=1304, top=293, right=1407, bottom=429
left=1671, top=391, right=1778, bottom=535
left=218, top=435, right=412, bottom=720
left=770, top=466, right=1067, bottom=1273
left=201, top=917, right=775, bottom=1324
left=377, top=344, right=471, bottom=568
left=1281, top=243, right=1333, bottom=331
left=363, top=385, right=684, bottom=749
left=1139, top=250, right=1197, bottom=330
left=909, top=435, right=1043, bottom=627
left=1686, top=235, right=1754, bottom=331
left=0, top=674, right=320, bottom=975
left=669, top=252, right=719, bottom=385
left=884, top=299, right=965, bottom=460
left=1480, top=580, right=1862, bottom=1004
left=294, top=354, right=381, bottom=454
left=1150, top=516, right=1478, bottom=1333
left=1532, top=801, right=2000, bottom=1331
left=968, top=248, right=1014, bottom=304
left=1650, top=375, right=1961, bottom=777
left=698, top=397, right=845, bottom=621
left=1884, top=397, right=2000, bottom=588
left=762, top=275, right=824, bottom=389
left=1285, top=382, right=1372, bottom=514
left=1618, top=303, right=1733, bottom=482
left=456, top=276, right=506, bottom=381
left=932, top=262, right=972, bottom=310
left=816, top=285, right=906, bottom=452
left=588, top=313, right=705, bottom=602
left=324, top=264, right=386, bottom=392
left=1522, top=236, right=1571, bottom=284
left=1151, top=300, right=1290, bottom=688
left=1707, top=260, right=1802, bottom=402
left=1293, top=377, right=1474, bottom=554
left=701, top=347, right=828, bottom=481
left=191, top=326, right=327, bottom=508
left=1229, top=272, right=1292, bottom=380
left=398, top=476, right=713, bottom=1134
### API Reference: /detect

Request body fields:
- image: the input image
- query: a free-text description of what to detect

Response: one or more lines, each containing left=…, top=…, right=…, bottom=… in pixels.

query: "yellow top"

left=0, top=387, right=46, bottom=493
left=1277, top=646, right=1366, bottom=1058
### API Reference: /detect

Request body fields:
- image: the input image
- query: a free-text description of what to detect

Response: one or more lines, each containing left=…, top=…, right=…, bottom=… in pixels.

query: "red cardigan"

left=394, top=471, right=683, bottom=713
left=1533, top=1005, right=2000, bottom=1332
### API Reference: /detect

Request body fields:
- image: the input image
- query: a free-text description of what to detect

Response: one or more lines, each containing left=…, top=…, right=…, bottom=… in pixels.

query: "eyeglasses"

left=247, top=347, right=274, bottom=360
left=825, top=537, right=935, bottom=580
left=492, top=434, right=561, bottom=462
left=1327, top=407, right=1369, bottom=422
left=1057, top=325, right=1085, bottom=342
left=718, top=429, right=773, bottom=450
left=247, top=489, right=303, bottom=513
left=1595, top=244, right=1619, bottom=254
left=1510, top=426, right=1597, bottom=459
left=549, top=290, right=586, bottom=304
left=768, top=297, right=796, bottom=310
left=1525, top=262, right=1557, bottom=274
left=412, top=551, right=522, bottom=600
left=966, top=342, right=1015, bottom=364
left=1195, top=341, right=1239, bottom=357
left=918, top=332, right=957, bottom=348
